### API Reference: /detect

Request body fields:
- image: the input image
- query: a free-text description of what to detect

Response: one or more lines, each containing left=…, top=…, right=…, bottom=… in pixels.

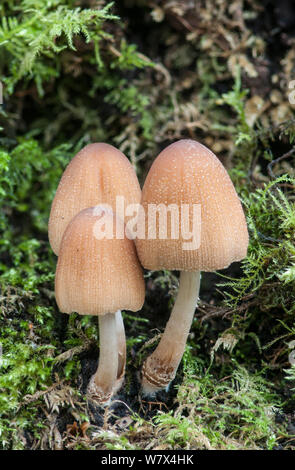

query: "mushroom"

left=55, top=206, right=145, bottom=404
left=48, top=142, right=142, bottom=395
left=135, top=139, right=249, bottom=395
left=48, top=142, right=141, bottom=256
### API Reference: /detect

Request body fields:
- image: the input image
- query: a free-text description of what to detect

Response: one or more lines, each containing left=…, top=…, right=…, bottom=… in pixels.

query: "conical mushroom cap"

left=136, top=139, right=249, bottom=272
left=48, top=143, right=141, bottom=255
left=55, top=207, right=145, bottom=315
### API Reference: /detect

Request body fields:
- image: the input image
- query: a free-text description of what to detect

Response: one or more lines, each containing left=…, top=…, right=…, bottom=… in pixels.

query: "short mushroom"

left=136, top=139, right=249, bottom=395
left=55, top=206, right=145, bottom=404
left=48, top=142, right=142, bottom=394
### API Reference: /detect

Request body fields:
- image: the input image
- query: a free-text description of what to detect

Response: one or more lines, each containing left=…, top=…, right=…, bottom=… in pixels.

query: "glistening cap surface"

left=55, top=207, right=145, bottom=315
left=48, top=143, right=141, bottom=255
left=136, top=139, right=249, bottom=272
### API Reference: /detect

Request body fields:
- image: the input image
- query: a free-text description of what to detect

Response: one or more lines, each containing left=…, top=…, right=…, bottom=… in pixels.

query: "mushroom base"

left=87, top=375, right=125, bottom=406
left=87, top=375, right=113, bottom=406
left=86, top=313, right=119, bottom=405
left=141, top=356, right=175, bottom=396
left=140, top=271, right=200, bottom=396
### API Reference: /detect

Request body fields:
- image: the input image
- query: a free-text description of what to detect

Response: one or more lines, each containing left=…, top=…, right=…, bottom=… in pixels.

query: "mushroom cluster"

left=49, top=138, right=248, bottom=403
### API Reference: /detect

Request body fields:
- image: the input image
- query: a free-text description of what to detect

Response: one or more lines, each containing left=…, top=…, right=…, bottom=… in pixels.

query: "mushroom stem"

left=141, top=270, right=200, bottom=395
left=87, top=313, right=118, bottom=404
left=114, top=309, right=126, bottom=394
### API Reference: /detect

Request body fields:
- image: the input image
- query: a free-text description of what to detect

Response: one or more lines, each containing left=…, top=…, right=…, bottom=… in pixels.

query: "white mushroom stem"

left=114, top=310, right=126, bottom=394
left=87, top=313, right=118, bottom=404
left=141, top=270, right=200, bottom=395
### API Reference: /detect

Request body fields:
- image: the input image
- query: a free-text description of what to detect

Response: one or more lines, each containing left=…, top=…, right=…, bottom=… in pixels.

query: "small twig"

left=256, top=231, right=284, bottom=243
left=54, top=340, right=93, bottom=364
left=267, top=148, right=295, bottom=179
left=138, top=397, right=169, bottom=416
left=21, top=379, right=65, bottom=406
left=198, top=299, right=258, bottom=323
left=137, top=332, right=162, bottom=356
left=110, top=399, right=135, bottom=415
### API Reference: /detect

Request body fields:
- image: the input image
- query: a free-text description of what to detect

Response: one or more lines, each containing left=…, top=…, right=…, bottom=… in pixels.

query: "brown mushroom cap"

left=55, top=207, right=145, bottom=315
left=48, top=143, right=141, bottom=255
left=136, top=139, right=249, bottom=272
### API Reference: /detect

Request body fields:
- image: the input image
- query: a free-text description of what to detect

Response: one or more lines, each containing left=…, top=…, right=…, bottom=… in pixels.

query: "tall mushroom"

left=48, top=142, right=141, bottom=255
left=55, top=206, right=145, bottom=404
left=48, top=142, right=142, bottom=393
left=136, top=139, right=249, bottom=395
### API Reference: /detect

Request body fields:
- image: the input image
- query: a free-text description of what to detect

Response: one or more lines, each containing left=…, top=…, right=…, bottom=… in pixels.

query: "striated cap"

left=55, top=206, right=145, bottom=315
left=136, top=139, right=249, bottom=272
left=48, top=143, right=141, bottom=255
